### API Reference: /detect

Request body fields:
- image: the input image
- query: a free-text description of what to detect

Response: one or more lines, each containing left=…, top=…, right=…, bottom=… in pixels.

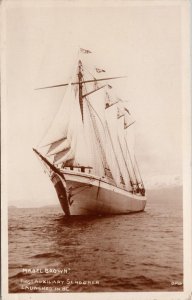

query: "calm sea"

left=8, top=187, right=183, bottom=293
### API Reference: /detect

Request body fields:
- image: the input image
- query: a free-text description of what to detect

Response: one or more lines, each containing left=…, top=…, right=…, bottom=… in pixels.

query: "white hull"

left=52, top=170, right=147, bottom=216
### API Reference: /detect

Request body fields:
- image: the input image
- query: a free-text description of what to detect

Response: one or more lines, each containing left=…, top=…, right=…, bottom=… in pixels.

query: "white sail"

left=91, top=88, right=125, bottom=186
left=89, top=88, right=120, bottom=185
left=117, top=109, right=132, bottom=190
left=85, top=86, right=125, bottom=182
left=39, top=83, right=75, bottom=147
left=53, top=86, right=91, bottom=167
left=105, top=102, right=126, bottom=187
left=124, top=108, right=139, bottom=188
left=53, top=88, right=78, bottom=165
left=73, top=96, right=91, bottom=167
left=85, top=87, right=107, bottom=167
left=105, top=121, right=122, bottom=185
left=83, top=97, right=105, bottom=176
left=47, top=138, right=70, bottom=156
left=53, top=148, right=70, bottom=163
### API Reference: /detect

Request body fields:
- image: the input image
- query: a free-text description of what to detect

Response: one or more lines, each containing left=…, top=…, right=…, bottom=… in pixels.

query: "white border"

left=1, top=0, right=191, bottom=299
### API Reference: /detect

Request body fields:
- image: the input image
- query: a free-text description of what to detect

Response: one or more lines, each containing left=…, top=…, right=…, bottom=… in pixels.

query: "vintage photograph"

left=2, top=0, right=191, bottom=299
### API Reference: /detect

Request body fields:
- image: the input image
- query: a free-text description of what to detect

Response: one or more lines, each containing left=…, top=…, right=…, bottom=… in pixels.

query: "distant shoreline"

left=8, top=185, right=182, bottom=209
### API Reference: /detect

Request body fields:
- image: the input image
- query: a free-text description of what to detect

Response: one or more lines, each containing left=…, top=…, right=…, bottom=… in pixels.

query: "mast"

left=78, top=60, right=84, bottom=120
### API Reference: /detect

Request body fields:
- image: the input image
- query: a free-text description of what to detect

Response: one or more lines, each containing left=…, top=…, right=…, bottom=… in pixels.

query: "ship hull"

left=51, top=170, right=147, bottom=216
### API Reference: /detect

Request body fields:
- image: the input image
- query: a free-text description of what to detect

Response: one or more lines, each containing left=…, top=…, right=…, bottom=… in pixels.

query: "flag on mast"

left=96, top=68, right=106, bottom=73
left=80, top=48, right=92, bottom=54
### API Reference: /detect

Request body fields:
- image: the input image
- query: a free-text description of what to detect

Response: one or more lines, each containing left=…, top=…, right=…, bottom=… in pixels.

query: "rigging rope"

left=117, top=136, right=134, bottom=189
left=124, top=137, right=140, bottom=188
left=105, top=122, right=125, bottom=186
left=81, top=67, right=112, bottom=179
left=134, top=155, right=145, bottom=189
left=86, top=100, right=106, bottom=171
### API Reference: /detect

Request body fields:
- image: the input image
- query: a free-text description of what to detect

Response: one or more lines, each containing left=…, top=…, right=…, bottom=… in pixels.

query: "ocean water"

left=8, top=187, right=183, bottom=293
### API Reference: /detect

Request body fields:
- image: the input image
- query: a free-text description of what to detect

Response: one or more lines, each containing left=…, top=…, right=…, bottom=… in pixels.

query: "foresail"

left=53, top=88, right=78, bottom=165
left=39, top=83, right=75, bottom=147
left=55, top=147, right=75, bottom=165
left=47, top=138, right=70, bottom=156
left=53, top=88, right=90, bottom=167
left=53, top=148, right=70, bottom=163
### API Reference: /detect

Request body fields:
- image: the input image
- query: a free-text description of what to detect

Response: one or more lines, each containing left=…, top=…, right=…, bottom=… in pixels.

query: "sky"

left=3, top=1, right=188, bottom=207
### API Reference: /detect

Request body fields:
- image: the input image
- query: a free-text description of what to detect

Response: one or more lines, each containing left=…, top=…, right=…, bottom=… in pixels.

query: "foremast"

left=78, top=60, right=84, bottom=120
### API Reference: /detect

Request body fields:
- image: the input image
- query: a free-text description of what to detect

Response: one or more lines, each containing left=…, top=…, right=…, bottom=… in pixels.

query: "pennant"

left=124, top=111, right=135, bottom=129
left=105, top=92, right=119, bottom=109
left=95, top=68, right=106, bottom=73
left=124, top=107, right=131, bottom=115
left=117, top=106, right=125, bottom=119
left=124, top=120, right=135, bottom=129
left=124, top=117, right=129, bottom=129
left=105, top=92, right=110, bottom=108
left=107, top=84, right=112, bottom=89
left=80, top=48, right=92, bottom=54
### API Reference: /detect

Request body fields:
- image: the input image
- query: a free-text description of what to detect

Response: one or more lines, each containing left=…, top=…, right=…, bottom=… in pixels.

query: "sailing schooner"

left=33, top=48, right=147, bottom=215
